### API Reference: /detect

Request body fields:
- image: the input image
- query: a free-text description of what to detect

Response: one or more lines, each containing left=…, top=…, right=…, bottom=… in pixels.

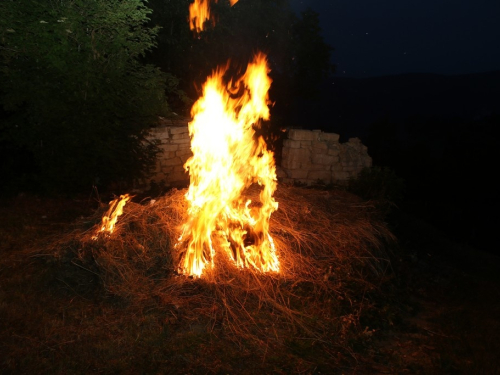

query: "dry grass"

left=3, top=186, right=499, bottom=374
left=1, top=185, right=398, bottom=374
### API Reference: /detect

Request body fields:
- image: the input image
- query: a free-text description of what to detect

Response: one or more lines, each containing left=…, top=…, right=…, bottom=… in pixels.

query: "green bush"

left=0, top=0, right=177, bottom=193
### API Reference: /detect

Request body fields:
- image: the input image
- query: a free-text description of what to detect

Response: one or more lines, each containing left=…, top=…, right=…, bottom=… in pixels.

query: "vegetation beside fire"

left=0, top=0, right=333, bottom=194
left=1, top=186, right=400, bottom=373
left=0, top=0, right=177, bottom=193
left=348, top=166, right=405, bottom=217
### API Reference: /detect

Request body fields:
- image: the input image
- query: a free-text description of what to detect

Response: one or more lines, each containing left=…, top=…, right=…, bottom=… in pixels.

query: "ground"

left=0, top=191, right=499, bottom=374
left=373, top=211, right=500, bottom=374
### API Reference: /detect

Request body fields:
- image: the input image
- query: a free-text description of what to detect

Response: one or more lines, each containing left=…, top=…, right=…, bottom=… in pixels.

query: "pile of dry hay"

left=41, top=184, right=397, bottom=361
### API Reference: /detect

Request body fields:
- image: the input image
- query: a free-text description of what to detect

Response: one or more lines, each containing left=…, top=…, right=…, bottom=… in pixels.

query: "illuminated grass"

left=1, top=186, right=398, bottom=373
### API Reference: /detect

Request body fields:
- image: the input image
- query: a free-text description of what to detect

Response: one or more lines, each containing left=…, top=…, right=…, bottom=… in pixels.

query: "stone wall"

left=278, top=129, right=372, bottom=186
left=145, top=117, right=191, bottom=188
left=145, top=119, right=371, bottom=188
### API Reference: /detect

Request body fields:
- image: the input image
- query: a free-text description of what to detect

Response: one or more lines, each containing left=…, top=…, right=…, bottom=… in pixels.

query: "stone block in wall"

left=172, top=137, right=191, bottom=144
left=330, top=161, right=342, bottom=173
left=300, top=141, right=313, bottom=149
left=331, top=163, right=343, bottom=173
left=283, top=139, right=301, bottom=149
left=329, top=157, right=341, bottom=167
left=160, top=144, right=179, bottom=152
left=294, top=148, right=312, bottom=163
left=311, top=141, right=328, bottom=154
left=339, top=145, right=357, bottom=164
left=301, top=163, right=330, bottom=171
left=171, top=118, right=191, bottom=127
left=311, top=153, right=336, bottom=165
left=162, top=157, right=183, bottom=167
left=178, top=154, right=191, bottom=164
left=172, top=165, right=186, bottom=173
left=176, top=148, right=193, bottom=164
left=281, top=157, right=299, bottom=170
left=170, top=126, right=190, bottom=135
left=286, top=169, right=309, bottom=179
left=276, top=166, right=287, bottom=179
left=177, top=145, right=191, bottom=155
left=330, top=162, right=341, bottom=174
left=327, top=143, right=341, bottom=156
left=281, top=148, right=311, bottom=169
left=169, top=167, right=188, bottom=178
left=157, top=166, right=174, bottom=175
left=158, top=116, right=190, bottom=127
left=171, top=132, right=189, bottom=141
left=149, top=128, right=170, bottom=141
left=319, top=132, right=340, bottom=142
left=179, top=143, right=191, bottom=151
left=288, top=129, right=318, bottom=141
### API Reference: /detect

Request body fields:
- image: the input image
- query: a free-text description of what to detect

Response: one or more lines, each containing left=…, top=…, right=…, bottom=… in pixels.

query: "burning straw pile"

left=42, top=184, right=396, bottom=366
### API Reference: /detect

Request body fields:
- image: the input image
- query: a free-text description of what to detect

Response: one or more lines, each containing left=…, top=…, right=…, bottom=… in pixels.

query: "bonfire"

left=37, top=1, right=397, bottom=369
left=45, top=184, right=395, bottom=362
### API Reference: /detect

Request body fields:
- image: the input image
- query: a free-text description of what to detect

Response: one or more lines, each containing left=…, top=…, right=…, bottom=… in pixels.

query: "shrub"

left=0, top=0, right=177, bottom=193
left=348, top=166, right=405, bottom=215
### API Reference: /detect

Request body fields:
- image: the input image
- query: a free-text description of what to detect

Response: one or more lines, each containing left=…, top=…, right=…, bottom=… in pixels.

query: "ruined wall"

left=278, top=129, right=372, bottom=186
left=145, top=117, right=191, bottom=188
left=145, top=120, right=371, bottom=189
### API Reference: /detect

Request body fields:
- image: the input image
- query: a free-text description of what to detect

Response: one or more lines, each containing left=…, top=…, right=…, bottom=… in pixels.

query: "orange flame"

left=189, top=0, right=239, bottom=32
left=178, top=52, right=279, bottom=277
left=94, top=194, right=131, bottom=238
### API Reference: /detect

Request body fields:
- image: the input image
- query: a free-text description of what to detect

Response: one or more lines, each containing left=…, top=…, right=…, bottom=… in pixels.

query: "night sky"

left=290, top=0, right=500, bottom=77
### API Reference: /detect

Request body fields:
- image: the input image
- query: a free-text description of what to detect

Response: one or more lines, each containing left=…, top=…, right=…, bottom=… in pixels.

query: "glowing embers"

left=177, top=52, right=279, bottom=277
left=189, top=0, right=239, bottom=32
left=93, top=194, right=131, bottom=239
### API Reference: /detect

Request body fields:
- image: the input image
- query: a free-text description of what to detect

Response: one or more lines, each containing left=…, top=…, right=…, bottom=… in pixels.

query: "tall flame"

left=178, top=52, right=279, bottom=277
left=189, top=0, right=239, bottom=32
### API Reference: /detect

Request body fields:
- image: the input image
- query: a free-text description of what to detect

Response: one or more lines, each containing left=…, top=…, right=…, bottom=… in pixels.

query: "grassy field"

left=1, top=186, right=499, bottom=374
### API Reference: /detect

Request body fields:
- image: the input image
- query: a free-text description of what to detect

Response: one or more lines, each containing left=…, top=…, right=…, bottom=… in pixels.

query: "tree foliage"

left=146, top=0, right=334, bottom=115
left=0, top=0, right=175, bottom=193
left=290, top=9, right=335, bottom=97
left=0, top=0, right=334, bottom=193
